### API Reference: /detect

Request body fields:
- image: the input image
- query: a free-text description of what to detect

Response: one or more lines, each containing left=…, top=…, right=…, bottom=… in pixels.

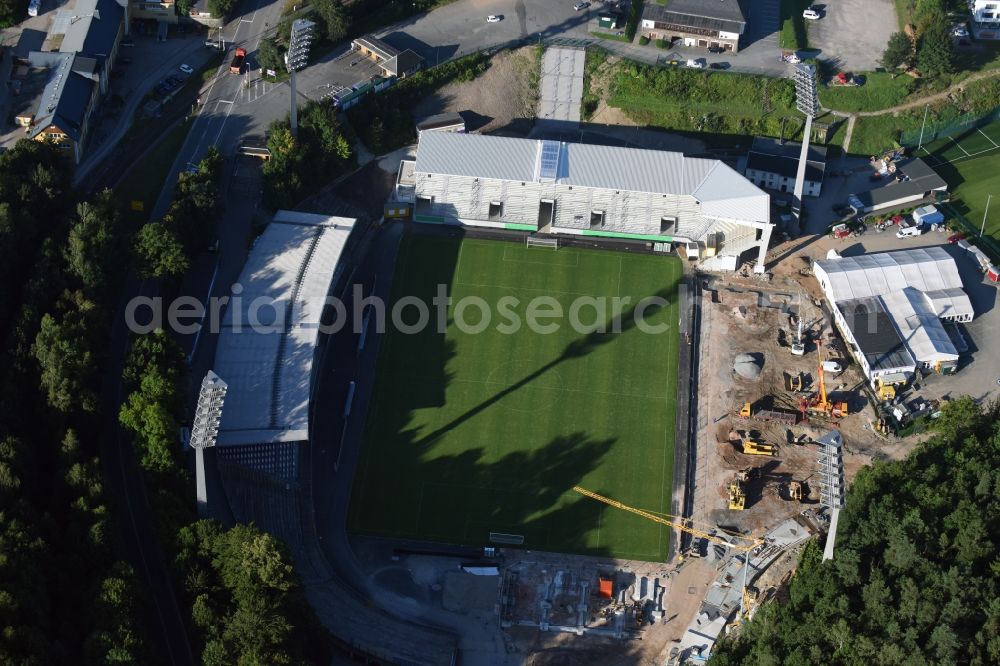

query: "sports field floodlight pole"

left=791, top=63, right=819, bottom=213
left=189, top=371, right=228, bottom=517
left=982, top=193, right=992, bottom=237
left=917, top=103, right=930, bottom=153
left=816, top=430, right=846, bottom=561
left=286, top=18, right=316, bottom=137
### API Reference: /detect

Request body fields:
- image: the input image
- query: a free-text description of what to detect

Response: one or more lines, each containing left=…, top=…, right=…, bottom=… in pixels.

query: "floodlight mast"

left=791, top=63, right=820, bottom=231
left=816, top=430, right=846, bottom=561
left=286, top=19, right=316, bottom=137
left=189, top=371, right=227, bottom=517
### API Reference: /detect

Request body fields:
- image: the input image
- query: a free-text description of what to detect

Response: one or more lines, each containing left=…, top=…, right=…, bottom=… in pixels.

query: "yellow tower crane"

left=572, top=486, right=766, bottom=619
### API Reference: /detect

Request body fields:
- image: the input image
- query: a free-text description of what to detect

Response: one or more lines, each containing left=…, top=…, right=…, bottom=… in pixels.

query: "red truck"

left=230, top=47, right=246, bottom=74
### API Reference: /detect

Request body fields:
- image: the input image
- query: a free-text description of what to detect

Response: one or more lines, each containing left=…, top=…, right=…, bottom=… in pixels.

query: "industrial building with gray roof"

left=815, top=247, right=969, bottom=383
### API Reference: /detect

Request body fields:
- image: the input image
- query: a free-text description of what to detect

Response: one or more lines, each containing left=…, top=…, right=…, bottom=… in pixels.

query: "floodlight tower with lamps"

left=285, top=18, right=316, bottom=137
left=816, top=429, right=846, bottom=561
left=189, top=371, right=227, bottom=517
left=791, top=63, right=820, bottom=232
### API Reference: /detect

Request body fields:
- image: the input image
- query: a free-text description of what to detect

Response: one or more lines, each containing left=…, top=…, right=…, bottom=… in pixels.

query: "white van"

left=28, top=0, right=41, bottom=16
left=803, top=8, right=820, bottom=19
left=896, top=223, right=925, bottom=238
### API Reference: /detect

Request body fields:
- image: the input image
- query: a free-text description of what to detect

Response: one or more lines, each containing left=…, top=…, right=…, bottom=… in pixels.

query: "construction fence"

left=899, top=105, right=1000, bottom=147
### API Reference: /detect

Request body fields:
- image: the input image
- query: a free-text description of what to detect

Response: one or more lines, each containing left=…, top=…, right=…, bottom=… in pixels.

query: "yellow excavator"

left=728, top=479, right=746, bottom=510
left=742, top=439, right=776, bottom=456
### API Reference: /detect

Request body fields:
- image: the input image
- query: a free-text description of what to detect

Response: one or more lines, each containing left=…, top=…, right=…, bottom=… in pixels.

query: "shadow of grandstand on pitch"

left=406, top=432, right=620, bottom=555
left=413, top=287, right=676, bottom=447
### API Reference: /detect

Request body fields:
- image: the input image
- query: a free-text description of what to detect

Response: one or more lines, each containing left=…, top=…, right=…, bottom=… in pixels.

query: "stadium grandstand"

left=394, top=132, right=774, bottom=272
left=211, top=211, right=355, bottom=478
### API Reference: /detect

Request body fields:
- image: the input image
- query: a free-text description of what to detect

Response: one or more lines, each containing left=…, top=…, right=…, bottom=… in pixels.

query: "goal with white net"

left=526, top=236, right=559, bottom=249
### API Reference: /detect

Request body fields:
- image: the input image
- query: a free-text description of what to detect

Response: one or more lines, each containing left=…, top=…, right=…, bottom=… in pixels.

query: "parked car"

left=709, top=62, right=730, bottom=70
left=28, top=0, right=40, bottom=17
left=832, top=204, right=853, bottom=218
left=121, top=39, right=134, bottom=47
left=896, top=222, right=925, bottom=238
left=573, top=1, right=590, bottom=10
left=952, top=25, right=969, bottom=38
left=803, top=8, right=821, bottom=19
left=179, top=63, right=194, bottom=75
left=686, top=58, right=705, bottom=69
left=486, top=14, right=502, bottom=22
left=947, top=232, right=967, bottom=244
left=707, top=45, right=725, bottom=54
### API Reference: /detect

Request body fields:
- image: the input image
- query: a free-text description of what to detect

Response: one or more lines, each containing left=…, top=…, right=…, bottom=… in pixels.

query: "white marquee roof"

left=881, top=288, right=958, bottom=363
left=815, top=247, right=973, bottom=319
left=213, top=211, right=355, bottom=447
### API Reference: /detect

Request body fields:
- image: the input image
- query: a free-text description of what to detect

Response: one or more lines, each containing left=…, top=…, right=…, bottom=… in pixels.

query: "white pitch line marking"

left=949, top=136, right=971, bottom=156
left=979, top=127, right=999, bottom=148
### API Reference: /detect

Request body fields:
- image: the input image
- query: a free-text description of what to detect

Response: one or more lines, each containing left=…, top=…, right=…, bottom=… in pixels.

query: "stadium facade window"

left=590, top=210, right=605, bottom=228
left=488, top=201, right=503, bottom=220
left=660, top=216, right=676, bottom=234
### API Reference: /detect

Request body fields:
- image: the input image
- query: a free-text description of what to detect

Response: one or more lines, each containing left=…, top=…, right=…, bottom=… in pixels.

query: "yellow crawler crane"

left=573, top=487, right=765, bottom=621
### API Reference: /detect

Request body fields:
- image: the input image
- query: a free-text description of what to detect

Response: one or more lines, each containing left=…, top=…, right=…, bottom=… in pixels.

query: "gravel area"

left=414, top=46, right=540, bottom=135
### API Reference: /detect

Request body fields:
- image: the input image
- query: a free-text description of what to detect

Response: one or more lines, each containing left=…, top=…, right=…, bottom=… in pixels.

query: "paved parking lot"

left=807, top=0, right=898, bottom=71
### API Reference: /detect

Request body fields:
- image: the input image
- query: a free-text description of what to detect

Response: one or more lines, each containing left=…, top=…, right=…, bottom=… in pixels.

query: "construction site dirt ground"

left=499, top=550, right=719, bottom=666
left=691, top=261, right=919, bottom=540
left=414, top=46, right=541, bottom=135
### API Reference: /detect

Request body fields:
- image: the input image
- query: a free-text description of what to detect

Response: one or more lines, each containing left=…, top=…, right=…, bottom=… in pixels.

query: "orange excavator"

left=798, top=340, right=848, bottom=420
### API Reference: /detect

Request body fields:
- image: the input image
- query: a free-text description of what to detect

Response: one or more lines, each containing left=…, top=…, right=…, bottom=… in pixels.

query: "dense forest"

left=0, top=141, right=144, bottom=661
left=711, top=397, right=1000, bottom=665
left=0, top=140, right=330, bottom=662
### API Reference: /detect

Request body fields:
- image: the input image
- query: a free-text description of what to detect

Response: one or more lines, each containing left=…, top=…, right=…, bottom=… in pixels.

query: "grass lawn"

left=779, top=0, right=812, bottom=50
left=819, top=72, right=918, bottom=113
left=606, top=61, right=800, bottom=140
left=919, top=121, right=1000, bottom=246
left=348, top=234, right=682, bottom=561
left=115, top=118, right=194, bottom=224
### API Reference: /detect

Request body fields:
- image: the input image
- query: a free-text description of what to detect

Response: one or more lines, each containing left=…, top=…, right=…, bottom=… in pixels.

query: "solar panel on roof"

left=539, top=140, right=560, bottom=180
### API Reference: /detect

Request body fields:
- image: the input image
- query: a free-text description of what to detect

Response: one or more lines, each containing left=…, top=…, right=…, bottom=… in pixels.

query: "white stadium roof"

left=814, top=246, right=973, bottom=319
left=413, top=132, right=770, bottom=223
left=881, top=288, right=958, bottom=364
left=213, top=211, right=355, bottom=447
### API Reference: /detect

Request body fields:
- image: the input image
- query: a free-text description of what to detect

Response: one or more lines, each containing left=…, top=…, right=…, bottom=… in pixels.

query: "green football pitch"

left=918, top=121, right=1000, bottom=242
left=347, top=234, right=683, bottom=561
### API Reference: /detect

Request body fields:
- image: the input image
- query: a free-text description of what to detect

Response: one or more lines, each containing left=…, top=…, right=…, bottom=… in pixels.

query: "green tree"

left=133, top=223, right=189, bottom=280
left=175, top=0, right=192, bottom=15
left=65, top=191, right=124, bottom=294
left=917, top=23, right=954, bottom=78
left=206, top=0, right=236, bottom=19
left=880, top=32, right=913, bottom=71
left=32, top=291, right=99, bottom=413
left=312, top=0, right=348, bottom=42
left=257, top=37, right=285, bottom=75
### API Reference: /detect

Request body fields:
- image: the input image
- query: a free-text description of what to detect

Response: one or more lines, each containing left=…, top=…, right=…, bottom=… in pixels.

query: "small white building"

left=396, top=132, right=774, bottom=272
left=743, top=137, right=827, bottom=197
left=970, top=0, right=1000, bottom=39
left=814, top=247, right=972, bottom=383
